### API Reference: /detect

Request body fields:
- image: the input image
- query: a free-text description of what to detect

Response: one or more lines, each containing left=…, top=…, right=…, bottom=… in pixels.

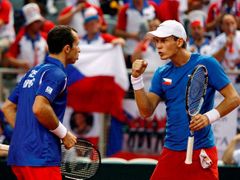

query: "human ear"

left=64, top=45, right=71, bottom=54
left=177, top=38, right=184, bottom=48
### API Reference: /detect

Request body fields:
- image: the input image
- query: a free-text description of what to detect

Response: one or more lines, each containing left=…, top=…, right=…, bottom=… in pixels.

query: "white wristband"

left=50, top=121, right=67, bottom=139
left=131, top=75, right=144, bottom=90
left=204, top=109, right=221, bottom=124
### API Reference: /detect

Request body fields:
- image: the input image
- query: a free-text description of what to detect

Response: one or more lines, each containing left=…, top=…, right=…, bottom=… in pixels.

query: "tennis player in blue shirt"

left=131, top=20, right=240, bottom=180
left=2, top=25, right=80, bottom=180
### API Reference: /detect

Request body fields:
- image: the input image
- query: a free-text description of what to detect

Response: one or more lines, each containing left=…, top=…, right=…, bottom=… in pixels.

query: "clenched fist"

left=132, top=59, right=148, bottom=78
left=62, top=131, right=77, bottom=149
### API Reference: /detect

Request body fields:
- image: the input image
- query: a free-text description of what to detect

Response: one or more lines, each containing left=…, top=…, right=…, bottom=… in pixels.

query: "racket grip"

left=0, top=144, right=9, bottom=151
left=185, top=136, right=194, bottom=164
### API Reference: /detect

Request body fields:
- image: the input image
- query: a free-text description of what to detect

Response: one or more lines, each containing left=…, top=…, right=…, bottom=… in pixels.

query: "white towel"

left=199, top=149, right=212, bottom=169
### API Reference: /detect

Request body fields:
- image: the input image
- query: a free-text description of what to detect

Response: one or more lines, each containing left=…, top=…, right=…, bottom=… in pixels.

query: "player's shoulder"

left=190, top=53, right=213, bottom=62
left=40, top=63, right=66, bottom=81
left=155, top=61, right=173, bottom=74
left=193, top=53, right=221, bottom=70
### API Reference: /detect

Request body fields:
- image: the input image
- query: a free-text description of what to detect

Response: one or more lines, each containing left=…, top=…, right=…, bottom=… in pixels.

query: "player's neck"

left=171, top=49, right=191, bottom=67
left=48, top=54, right=66, bottom=67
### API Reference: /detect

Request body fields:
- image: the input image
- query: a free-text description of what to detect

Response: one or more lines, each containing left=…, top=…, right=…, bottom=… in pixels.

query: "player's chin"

left=159, top=53, right=168, bottom=60
left=73, top=56, right=79, bottom=63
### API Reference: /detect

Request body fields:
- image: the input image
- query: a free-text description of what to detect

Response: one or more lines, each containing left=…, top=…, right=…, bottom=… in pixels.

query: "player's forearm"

left=6, top=57, right=19, bottom=68
left=216, top=84, right=240, bottom=117
left=2, top=100, right=17, bottom=128
left=115, top=29, right=137, bottom=40
left=134, top=90, right=156, bottom=118
left=57, top=13, right=74, bottom=25
left=205, top=21, right=217, bottom=32
left=131, top=51, right=142, bottom=62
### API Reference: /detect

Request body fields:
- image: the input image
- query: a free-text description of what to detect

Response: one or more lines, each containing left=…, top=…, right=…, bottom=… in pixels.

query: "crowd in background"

left=0, top=0, right=240, bottom=164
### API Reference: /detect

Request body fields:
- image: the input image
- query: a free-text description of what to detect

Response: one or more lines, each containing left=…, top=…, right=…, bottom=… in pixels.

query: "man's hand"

left=62, top=131, right=77, bottom=149
left=189, top=114, right=210, bottom=131
left=132, top=59, right=148, bottom=78
left=19, top=60, right=31, bottom=71
left=73, top=2, right=85, bottom=13
left=111, top=38, right=125, bottom=46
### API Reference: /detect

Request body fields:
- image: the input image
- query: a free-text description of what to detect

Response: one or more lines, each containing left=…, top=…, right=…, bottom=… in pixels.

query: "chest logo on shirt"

left=45, top=86, right=53, bottom=95
left=162, top=78, right=172, bottom=85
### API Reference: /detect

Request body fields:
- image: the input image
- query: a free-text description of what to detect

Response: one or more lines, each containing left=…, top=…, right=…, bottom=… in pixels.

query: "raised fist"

left=132, top=59, right=148, bottom=78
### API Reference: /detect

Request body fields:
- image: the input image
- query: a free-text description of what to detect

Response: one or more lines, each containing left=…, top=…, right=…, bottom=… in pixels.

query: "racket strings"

left=187, top=68, right=207, bottom=116
left=61, top=142, right=100, bottom=179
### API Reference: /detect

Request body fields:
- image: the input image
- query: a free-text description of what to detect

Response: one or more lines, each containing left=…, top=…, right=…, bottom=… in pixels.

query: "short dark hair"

left=172, top=36, right=187, bottom=49
left=47, top=25, right=78, bottom=54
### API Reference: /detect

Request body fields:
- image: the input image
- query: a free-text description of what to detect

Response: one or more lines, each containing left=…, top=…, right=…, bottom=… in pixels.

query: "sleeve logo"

left=45, top=86, right=53, bottom=94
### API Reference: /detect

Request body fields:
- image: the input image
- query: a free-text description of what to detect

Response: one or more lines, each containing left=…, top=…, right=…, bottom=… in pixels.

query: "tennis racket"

left=61, top=138, right=101, bottom=180
left=0, top=138, right=101, bottom=180
left=185, top=64, right=208, bottom=165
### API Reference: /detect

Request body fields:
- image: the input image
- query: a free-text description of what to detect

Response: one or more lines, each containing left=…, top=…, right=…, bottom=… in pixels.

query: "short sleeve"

left=8, top=83, right=20, bottom=104
left=36, top=69, right=67, bottom=103
left=149, top=69, right=164, bottom=99
left=204, top=57, right=230, bottom=91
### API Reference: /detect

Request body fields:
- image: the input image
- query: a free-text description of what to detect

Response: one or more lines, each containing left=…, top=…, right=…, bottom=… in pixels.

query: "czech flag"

left=66, top=44, right=129, bottom=121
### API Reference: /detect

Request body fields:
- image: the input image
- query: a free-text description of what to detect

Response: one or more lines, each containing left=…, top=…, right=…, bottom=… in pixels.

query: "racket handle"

left=0, top=144, right=9, bottom=151
left=185, top=136, right=194, bottom=164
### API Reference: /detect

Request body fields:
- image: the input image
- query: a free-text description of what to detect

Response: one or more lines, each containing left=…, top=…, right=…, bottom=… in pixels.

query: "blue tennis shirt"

left=149, top=53, right=230, bottom=151
left=8, top=56, right=67, bottom=166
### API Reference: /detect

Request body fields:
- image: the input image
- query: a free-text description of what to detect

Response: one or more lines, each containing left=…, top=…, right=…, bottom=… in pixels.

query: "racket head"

left=186, top=64, right=208, bottom=117
left=61, top=138, right=101, bottom=180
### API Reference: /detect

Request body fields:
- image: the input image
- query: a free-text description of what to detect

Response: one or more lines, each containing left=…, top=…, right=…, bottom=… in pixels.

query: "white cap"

left=188, top=10, right=206, bottom=27
left=23, top=3, right=44, bottom=25
left=148, top=20, right=187, bottom=41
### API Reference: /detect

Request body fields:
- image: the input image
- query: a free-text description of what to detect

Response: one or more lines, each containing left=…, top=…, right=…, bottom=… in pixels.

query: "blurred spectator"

left=184, top=2, right=207, bottom=36
left=70, top=111, right=94, bottom=137
left=23, top=1, right=55, bottom=33
left=81, top=7, right=125, bottom=46
left=0, top=0, right=15, bottom=66
left=24, top=0, right=58, bottom=15
left=210, top=14, right=240, bottom=82
left=131, top=18, right=166, bottom=71
left=206, top=0, right=240, bottom=37
left=4, top=3, right=48, bottom=80
left=58, top=0, right=107, bottom=37
left=222, top=133, right=240, bottom=166
left=187, top=19, right=211, bottom=55
left=186, top=0, right=211, bottom=14
left=114, top=0, right=159, bottom=68
left=210, top=14, right=240, bottom=83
